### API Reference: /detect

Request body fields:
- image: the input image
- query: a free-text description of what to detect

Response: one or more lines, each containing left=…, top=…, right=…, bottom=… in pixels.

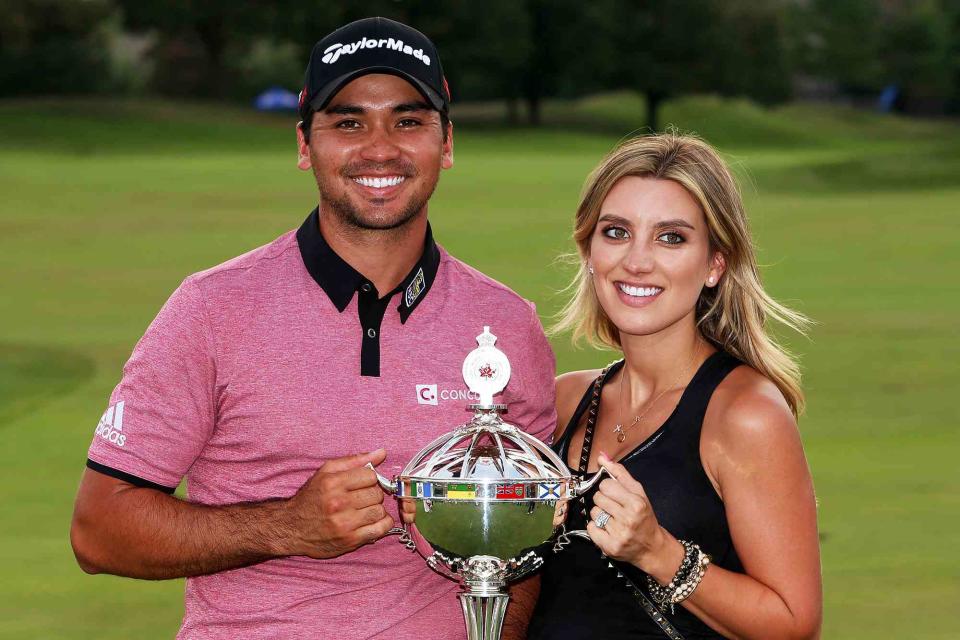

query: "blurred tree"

left=6, top=0, right=960, bottom=122
left=947, top=0, right=960, bottom=113
left=792, top=0, right=885, bottom=92
left=592, top=0, right=792, bottom=131
left=715, top=0, right=793, bottom=105
left=878, top=0, right=953, bottom=114
left=108, top=0, right=797, bottom=126
left=116, top=1, right=346, bottom=98
left=118, top=1, right=264, bottom=98
left=0, top=0, right=114, bottom=96
left=517, top=0, right=591, bottom=125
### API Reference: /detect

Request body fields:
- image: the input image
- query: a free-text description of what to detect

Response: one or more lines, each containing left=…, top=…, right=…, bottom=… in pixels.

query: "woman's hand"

left=587, top=453, right=683, bottom=578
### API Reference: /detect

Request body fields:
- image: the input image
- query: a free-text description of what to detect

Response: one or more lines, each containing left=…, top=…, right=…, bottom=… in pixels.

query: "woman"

left=525, top=134, right=822, bottom=639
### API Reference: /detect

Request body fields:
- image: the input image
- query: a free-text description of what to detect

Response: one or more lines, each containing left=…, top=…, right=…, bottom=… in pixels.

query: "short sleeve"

left=86, top=276, right=217, bottom=490
left=507, top=302, right=557, bottom=445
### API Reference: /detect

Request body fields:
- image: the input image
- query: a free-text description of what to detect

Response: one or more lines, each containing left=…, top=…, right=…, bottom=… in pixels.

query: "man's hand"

left=283, top=448, right=395, bottom=559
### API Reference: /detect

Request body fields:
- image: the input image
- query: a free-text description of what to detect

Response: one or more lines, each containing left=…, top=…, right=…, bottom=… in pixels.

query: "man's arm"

left=70, top=449, right=394, bottom=579
left=501, top=574, right=540, bottom=640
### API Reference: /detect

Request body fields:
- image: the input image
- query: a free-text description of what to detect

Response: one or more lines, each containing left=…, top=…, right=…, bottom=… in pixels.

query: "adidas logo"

left=94, top=401, right=127, bottom=447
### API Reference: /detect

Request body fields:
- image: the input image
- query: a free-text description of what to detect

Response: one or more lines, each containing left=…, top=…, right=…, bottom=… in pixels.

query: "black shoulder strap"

left=670, top=351, right=742, bottom=438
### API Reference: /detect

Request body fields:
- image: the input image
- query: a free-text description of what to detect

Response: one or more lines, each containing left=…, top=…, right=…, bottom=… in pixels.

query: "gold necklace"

left=614, top=340, right=703, bottom=443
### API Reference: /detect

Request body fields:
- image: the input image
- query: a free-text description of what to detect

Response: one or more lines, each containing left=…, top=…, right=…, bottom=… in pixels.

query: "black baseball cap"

left=299, top=17, right=450, bottom=121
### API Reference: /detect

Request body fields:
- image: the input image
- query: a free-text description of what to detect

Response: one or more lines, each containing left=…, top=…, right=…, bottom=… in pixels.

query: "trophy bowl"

left=371, top=327, right=603, bottom=640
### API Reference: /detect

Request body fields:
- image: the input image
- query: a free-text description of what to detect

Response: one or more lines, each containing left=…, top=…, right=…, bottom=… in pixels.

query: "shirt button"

left=360, top=283, right=372, bottom=293
left=367, top=328, right=377, bottom=338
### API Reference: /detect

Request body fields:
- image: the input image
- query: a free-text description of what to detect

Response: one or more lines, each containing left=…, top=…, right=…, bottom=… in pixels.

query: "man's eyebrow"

left=321, top=102, right=432, bottom=116
left=323, top=104, right=364, bottom=115
left=394, top=101, right=432, bottom=113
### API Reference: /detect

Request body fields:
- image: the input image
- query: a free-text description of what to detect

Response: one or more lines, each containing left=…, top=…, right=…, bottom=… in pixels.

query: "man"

left=70, top=17, right=555, bottom=639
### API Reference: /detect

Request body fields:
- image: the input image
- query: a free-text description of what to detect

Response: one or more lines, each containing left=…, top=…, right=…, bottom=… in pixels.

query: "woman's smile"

left=614, top=282, right=664, bottom=307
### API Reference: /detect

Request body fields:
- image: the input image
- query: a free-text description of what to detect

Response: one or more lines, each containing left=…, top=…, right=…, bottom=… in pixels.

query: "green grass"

left=1, top=95, right=958, bottom=638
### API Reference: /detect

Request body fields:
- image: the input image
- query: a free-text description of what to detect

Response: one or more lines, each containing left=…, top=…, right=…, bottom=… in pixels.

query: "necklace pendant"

left=617, top=432, right=626, bottom=443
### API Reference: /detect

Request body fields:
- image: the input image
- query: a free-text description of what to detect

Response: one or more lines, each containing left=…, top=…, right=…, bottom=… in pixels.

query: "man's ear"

left=296, top=122, right=311, bottom=171
left=441, top=120, right=454, bottom=170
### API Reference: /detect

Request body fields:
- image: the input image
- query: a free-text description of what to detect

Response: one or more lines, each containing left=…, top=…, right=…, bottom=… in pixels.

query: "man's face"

left=297, top=73, right=453, bottom=231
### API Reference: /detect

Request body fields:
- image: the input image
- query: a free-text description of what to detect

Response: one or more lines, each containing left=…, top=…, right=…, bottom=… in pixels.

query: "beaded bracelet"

left=646, top=540, right=711, bottom=614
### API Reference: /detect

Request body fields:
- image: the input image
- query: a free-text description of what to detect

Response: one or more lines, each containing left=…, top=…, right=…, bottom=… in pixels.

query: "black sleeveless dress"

left=528, top=351, right=744, bottom=640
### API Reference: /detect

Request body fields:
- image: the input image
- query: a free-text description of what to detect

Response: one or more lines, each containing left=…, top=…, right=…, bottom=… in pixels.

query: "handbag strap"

left=575, top=365, right=687, bottom=640
left=611, top=560, right=687, bottom=640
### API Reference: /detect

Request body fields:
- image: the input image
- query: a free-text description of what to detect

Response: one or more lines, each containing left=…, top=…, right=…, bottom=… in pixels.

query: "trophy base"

left=459, top=593, right=510, bottom=640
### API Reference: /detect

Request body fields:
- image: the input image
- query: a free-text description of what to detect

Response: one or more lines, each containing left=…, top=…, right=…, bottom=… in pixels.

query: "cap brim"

left=306, top=66, right=446, bottom=115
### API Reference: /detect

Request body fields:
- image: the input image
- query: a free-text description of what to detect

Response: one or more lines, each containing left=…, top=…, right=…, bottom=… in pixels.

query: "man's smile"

left=352, top=175, right=406, bottom=188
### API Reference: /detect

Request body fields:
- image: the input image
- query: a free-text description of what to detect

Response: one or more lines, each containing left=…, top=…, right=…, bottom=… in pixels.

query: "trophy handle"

left=552, top=527, right=593, bottom=552
left=573, top=466, right=608, bottom=495
left=385, top=525, right=417, bottom=551
left=551, top=467, right=609, bottom=553
left=366, top=462, right=398, bottom=495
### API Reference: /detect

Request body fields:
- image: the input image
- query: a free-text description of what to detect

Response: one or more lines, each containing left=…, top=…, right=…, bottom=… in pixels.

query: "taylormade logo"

left=322, top=38, right=431, bottom=66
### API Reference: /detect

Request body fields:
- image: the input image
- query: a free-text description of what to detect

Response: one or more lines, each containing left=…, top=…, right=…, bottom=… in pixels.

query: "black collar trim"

left=296, top=208, right=440, bottom=323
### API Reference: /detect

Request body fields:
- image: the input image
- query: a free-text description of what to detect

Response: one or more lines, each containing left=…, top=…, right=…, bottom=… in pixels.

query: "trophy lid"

left=462, top=326, right=511, bottom=408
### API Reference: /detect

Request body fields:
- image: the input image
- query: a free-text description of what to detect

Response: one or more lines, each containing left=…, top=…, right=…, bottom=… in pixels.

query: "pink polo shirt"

left=86, top=211, right=557, bottom=639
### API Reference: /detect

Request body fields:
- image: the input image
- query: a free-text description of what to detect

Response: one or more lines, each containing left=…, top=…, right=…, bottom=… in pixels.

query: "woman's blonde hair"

left=554, top=133, right=810, bottom=416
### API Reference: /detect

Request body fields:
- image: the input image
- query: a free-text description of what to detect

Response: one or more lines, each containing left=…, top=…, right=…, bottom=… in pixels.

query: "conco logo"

left=416, top=384, right=480, bottom=405
left=322, top=38, right=431, bottom=66
left=94, top=401, right=126, bottom=447
left=416, top=384, right=438, bottom=405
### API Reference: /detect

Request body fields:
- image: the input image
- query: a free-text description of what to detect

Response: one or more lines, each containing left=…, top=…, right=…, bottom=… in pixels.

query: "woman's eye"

left=602, top=226, right=629, bottom=240
left=658, top=232, right=684, bottom=245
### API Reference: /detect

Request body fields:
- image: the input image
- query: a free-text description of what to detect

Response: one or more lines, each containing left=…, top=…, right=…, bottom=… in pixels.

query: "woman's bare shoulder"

left=708, top=365, right=797, bottom=435
left=702, top=365, right=804, bottom=483
left=553, top=369, right=603, bottom=441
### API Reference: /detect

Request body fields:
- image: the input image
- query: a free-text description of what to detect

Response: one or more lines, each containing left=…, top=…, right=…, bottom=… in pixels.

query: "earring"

left=588, top=265, right=595, bottom=275
left=707, top=276, right=715, bottom=285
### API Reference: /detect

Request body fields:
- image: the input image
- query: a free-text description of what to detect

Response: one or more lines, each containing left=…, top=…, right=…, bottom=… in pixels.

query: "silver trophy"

left=371, top=327, right=603, bottom=640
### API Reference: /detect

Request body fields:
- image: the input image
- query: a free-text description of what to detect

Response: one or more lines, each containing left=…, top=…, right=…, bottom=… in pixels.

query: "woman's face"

left=588, top=176, right=724, bottom=339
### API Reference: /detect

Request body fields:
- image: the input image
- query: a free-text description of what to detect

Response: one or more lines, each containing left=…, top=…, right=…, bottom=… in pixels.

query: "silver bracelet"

left=646, top=540, right=711, bottom=614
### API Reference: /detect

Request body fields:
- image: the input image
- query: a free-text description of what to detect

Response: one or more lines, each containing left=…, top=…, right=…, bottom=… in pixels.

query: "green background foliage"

left=0, top=95, right=957, bottom=638
left=4, top=0, right=960, bottom=123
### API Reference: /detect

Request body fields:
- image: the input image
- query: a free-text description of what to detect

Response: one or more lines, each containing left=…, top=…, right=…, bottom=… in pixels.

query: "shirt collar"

left=296, top=207, right=440, bottom=323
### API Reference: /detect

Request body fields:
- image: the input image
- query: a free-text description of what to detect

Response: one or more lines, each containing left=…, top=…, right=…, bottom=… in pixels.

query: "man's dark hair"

left=300, top=111, right=450, bottom=145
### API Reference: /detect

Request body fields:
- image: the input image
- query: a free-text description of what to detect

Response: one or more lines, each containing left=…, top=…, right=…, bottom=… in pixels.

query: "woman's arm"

left=588, top=371, right=822, bottom=640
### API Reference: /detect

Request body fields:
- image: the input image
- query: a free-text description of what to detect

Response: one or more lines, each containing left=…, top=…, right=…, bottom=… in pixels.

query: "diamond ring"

left=594, top=510, right=611, bottom=530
